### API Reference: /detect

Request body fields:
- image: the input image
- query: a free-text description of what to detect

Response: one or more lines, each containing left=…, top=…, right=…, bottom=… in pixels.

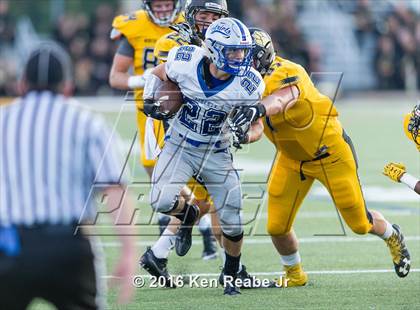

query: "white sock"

left=281, top=252, right=301, bottom=267
left=220, top=247, right=226, bottom=264
left=380, top=221, right=395, bottom=240
left=220, top=247, right=242, bottom=273
left=198, top=214, right=211, bottom=232
left=151, top=228, right=176, bottom=259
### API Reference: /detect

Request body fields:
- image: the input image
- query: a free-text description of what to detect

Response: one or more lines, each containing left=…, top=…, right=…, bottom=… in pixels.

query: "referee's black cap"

left=23, top=41, right=73, bottom=91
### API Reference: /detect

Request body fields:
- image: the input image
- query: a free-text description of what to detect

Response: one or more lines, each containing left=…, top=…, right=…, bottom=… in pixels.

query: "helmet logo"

left=205, top=3, right=222, bottom=9
left=253, top=31, right=270, bottom=47
left=211, top=24, right=231, bottom=38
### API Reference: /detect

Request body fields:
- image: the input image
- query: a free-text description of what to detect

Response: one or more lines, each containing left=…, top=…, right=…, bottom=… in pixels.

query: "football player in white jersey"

left=143, top=17, right=266, bottom=295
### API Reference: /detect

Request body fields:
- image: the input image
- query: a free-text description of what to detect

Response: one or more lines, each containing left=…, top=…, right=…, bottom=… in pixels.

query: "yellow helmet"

left=404, top=104, right=420, bottom=150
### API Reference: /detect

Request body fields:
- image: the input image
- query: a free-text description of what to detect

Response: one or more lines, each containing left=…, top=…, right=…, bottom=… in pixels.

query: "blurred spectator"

left=0, top=0, right=418, bottom=96
left=353, top=0, right=378, bottom=48
left=375, top=4, right=418, bottom=90
left=0, top=0, right=17, bottom=96
left=52, top=3, right=117, bottom=95
left=241, top=0, right=316, bottom=72
left=0, top=0, right=14, bottom=44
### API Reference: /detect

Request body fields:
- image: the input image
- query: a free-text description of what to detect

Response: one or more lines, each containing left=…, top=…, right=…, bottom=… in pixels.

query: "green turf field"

left=30, top=97, right=420, bottom=309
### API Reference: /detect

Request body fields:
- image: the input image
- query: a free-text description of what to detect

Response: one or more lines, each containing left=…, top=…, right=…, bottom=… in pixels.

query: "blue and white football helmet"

left=204, top=17, right=254, bottom=76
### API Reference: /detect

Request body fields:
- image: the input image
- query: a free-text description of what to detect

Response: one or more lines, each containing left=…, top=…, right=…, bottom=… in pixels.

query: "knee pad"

left=150, top=188, right=179, bottom=214
left=222, top=231, right=243, bottom=242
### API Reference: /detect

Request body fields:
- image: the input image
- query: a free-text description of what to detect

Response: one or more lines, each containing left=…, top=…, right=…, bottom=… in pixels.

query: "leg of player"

left=318, top=141, right=411, bottom=278
left=270, top=230, right=307, bottom=287
left=174, top=186, right=215, bottom=257
left=187, top=176, right=219, bottom=259
left=367, top=210, right=411, bottom=277
left=266, top=155, right=313, bottom=287
left=198, top=213, right=218, bottom=260
left=198, top=150, right=245, bottom=296
left=140, top=216, right=180, bottom=287
left=149, top=141, right=200, bottom=262
left=213, top=207, right=264, bottom=288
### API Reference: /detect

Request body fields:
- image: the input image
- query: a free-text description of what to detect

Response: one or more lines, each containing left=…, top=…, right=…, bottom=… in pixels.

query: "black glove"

left=143, top=99, right=169, bottom=120
left=169, top=22, right=202, bottom=46
left=232, top=126, right=249, bottom=149
left=227, top=118, right=250, bottom=150
left=231, top=103, right=266, bottom=127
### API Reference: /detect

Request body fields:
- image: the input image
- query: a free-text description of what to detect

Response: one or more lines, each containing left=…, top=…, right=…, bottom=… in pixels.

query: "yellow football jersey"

left=263, top=56, right=341, bottom=161
left=111, top=10, right=184, bottom=107
left=403, top=113, right=420, bottom=151
left=154, top=31, right=189, bottom=63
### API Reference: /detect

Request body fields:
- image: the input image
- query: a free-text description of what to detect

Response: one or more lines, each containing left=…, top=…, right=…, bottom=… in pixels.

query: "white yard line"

left=102, top=268, right=420, bottom=279
left=99, top=235, right=420, bottom=247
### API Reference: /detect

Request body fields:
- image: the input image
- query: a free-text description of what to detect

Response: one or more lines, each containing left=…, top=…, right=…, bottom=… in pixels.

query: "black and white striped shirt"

left=0, top=91, right=127, bottom=226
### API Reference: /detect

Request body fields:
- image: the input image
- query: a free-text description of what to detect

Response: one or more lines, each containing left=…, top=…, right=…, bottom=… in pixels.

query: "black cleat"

left=175, top=205, right=199, bottom=256
left=223, top=282, right=241, bottom=296
left=139, top=247, right=175, bottom=288
left=219, top=265, right=275, bottom=289
left=385, top=224, right=411, bottom=278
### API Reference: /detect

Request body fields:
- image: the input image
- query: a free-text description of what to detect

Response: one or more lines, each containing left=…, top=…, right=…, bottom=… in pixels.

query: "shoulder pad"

left=111, top=10, right=147, bottom=38
left=155, top=32, right=183, bottom=62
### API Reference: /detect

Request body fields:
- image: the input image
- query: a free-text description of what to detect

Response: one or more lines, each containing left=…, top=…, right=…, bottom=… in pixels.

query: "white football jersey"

left=165, top=45, right=265, bottom=149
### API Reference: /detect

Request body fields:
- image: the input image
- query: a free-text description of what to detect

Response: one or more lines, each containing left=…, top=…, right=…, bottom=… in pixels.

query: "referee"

left=0, top=42, right=137, bottom=309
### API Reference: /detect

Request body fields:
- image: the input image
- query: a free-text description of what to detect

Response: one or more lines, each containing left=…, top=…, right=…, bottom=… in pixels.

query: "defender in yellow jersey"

left=109, top=0, right=184, bottom=172
left=230, top=28, right=411, bottom=283
left=383, top=105, right=420, bottom=194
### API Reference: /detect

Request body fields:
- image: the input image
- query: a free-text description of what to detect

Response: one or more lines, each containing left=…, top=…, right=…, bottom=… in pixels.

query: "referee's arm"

left=87, top=115, right=138, bottom=304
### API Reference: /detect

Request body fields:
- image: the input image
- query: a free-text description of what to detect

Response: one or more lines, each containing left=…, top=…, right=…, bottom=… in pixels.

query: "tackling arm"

left=247, top=118, right=264, bottom=143
left=261, top=85, right=300, bottom=116
left=230, top=85, right=300, bottom=128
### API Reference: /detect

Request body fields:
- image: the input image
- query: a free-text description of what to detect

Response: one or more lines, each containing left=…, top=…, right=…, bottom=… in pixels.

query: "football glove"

left=231, top=104, right=266, bottom=127
left=143, top=99, right=171, bottom=120
left=169, top=22, right=202, bottom=46
left=227, top=118, right=250, bottom=150
left=383, top=162, right=406, bottom=183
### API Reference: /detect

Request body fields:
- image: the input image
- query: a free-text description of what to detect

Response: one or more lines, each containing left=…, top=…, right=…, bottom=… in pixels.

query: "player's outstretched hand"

left=383, top=162, right=406, bottom=182
left=143, top=98, right=171, bottom=120
left=231, top=104, right=266, bottom=127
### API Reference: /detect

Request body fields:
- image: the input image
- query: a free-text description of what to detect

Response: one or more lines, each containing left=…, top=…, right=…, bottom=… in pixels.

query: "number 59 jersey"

left=165, top=45, right=265, bottom=149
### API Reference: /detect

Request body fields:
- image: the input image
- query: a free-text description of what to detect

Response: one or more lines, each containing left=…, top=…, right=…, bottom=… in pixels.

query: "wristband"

left=127, top=75, right=146, bottom=89
left=257, top=103, right=266, bottom=117
left=400, top=173, right=419, bottom=190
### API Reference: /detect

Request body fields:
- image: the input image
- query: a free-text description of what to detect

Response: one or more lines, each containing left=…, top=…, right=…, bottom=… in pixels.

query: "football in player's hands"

left=154, top=80, right=184, bottom=117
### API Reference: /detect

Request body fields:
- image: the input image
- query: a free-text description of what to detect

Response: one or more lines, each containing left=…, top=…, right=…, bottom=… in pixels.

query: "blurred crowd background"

left=0, top=0, right=419, bottom=96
